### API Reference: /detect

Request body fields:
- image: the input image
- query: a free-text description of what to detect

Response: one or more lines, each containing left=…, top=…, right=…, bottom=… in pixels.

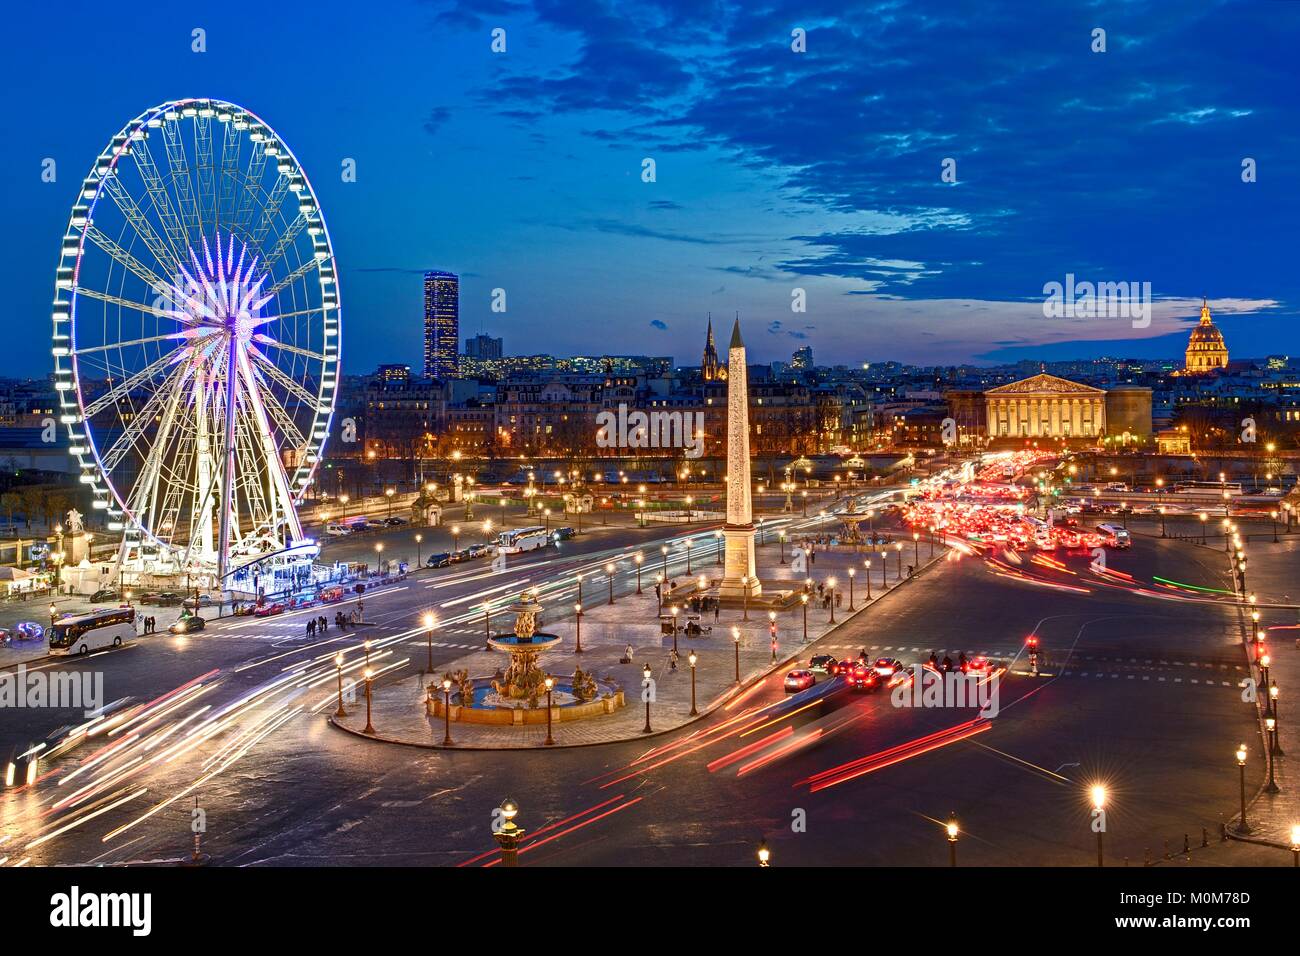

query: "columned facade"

left=984, top=374, right=1107, bottom=439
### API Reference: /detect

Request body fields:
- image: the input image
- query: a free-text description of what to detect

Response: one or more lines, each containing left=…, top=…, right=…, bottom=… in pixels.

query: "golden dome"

left=1183, top=298, right=1228, bottom=373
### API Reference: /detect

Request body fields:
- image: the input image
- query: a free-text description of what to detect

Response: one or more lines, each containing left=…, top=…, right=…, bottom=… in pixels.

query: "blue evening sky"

left=3, top=0, right=1298, bottom=372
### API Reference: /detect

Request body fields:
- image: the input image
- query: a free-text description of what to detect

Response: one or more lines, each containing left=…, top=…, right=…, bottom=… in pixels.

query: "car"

left=253, top=602, right=285, bottom=617
left=961, top=656, right=1002, bottom=677
left=169, top=615, right=206, bottom=634
left=845, top=662, right=880, bottom=691
left=784, top=669, right=815, bottom=693
left=325, top=523, right=352, bottom=536
left=90, top=588, right=120, bottom=603
left=317, top=586, right=345, bottom=603
left=552, top=526, right=577, bottom=541
left=383, top=516, right=407, bottom=527
left=808, top=654, right=838, bottom=675
left=143, top=591, right=185, bottom=606
left=463, top=543, right=492, bottom=559
left=426, top=552, right=454, bottom=569
left=872, top=657, right=910, bottom=687
left=830, top=658, right=857, bottom=677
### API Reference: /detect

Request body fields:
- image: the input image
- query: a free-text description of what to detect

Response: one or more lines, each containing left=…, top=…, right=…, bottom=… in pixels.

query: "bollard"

left=1163, top=839, right=1170, bottom=859
left=1183, top=833, right=1190, bottom=854
left=1201, top=827, right=1209, bottom=848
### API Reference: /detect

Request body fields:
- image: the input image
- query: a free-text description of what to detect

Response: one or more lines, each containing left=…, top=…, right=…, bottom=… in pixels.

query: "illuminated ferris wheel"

left=51, top=98, right=341, bottom=585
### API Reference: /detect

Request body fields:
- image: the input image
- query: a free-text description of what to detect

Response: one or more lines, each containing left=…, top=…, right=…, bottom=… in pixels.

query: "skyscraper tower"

left=423, top=271, right=459, bottom=378
left=701, top=313, right=726, bottom=381
left=719, top=317, right=760, bottom=600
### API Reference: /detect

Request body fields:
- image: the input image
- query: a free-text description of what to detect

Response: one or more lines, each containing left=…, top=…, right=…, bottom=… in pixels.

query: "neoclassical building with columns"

left=974, top=372, right=1150, bottom=443
left=985, top=373, right=1106, bottom=438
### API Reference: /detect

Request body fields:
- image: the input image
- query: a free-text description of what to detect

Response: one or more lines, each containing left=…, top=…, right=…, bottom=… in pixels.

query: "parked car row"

left=325, top=516, right=409, bottom=536
left=427, top=542, right=494, bottom=568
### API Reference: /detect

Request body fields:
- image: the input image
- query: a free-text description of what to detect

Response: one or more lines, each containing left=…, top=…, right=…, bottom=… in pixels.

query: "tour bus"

left=496, top=526, right=550, bottom=554
left=47, top=607, right=136, bottom=656
left=1095, top=522, right=1131, bottom=549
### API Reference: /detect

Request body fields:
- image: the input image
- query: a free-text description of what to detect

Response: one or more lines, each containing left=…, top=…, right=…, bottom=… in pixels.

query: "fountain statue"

left=488, top=591, right=561, bottom=706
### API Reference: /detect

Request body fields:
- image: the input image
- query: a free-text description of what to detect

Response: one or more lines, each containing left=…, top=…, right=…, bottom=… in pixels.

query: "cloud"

left=422, top=107, right=453, bottom=136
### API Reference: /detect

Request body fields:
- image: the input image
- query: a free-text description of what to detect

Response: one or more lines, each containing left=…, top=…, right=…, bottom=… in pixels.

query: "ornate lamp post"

left=670, top=605, right=680, bottom=654
left=1236, top=745, right=1250, bottom=833
left=493, top=798, right=524, bottom=866
left=605, top=563, right=616, bottom=604
left=363, top=668, right=376, bottom=735
left=635, top=552, right=644, bottom=594
left=642, top=663, right=654, bottom=733
left=801, top=593, right=809, bottom=642
left=544, top=676, right=555, bottom=746
left=864, top=559, right=872, bottom=599
left=827, top=577, right=837, bottom=623
left=574, top=603, right=584, bottom=654
left=688, top=651, right=698, bottom=716
left=779, top=530, right=787, bottom=564
left=661, top=544, right=669, bottom=579
left=441, top=678, right=453, bottom=745
left=655, top=572, right=664, bottom=616
left=415, top=533, right=423, bottom=567
left=768, top=610, right=778, bottom=661
left=847, top=567, right=856, bottom=610
left=685, top=539, right=693, bottom=574
left=1266, top=717, right=1281, bottom=792
left=423, top=612, right=435, bottom=673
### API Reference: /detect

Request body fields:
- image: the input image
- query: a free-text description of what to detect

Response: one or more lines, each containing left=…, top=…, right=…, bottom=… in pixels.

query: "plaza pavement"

left=331, top=527, right=948, bottom=748
left=1124, top=511, right=1300, bottom=855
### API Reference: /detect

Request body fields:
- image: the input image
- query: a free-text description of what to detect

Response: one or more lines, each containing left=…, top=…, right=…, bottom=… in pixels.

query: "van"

left=1096, top=523, right=1131, bottom=548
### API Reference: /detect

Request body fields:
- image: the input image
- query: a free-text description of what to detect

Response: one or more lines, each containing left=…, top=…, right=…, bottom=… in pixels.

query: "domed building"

left=1184, top=298, right=1229, bottom=374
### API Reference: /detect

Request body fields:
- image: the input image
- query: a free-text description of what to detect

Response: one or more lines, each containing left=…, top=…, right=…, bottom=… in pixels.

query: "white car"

left=325, top=523, right=352, bottom=536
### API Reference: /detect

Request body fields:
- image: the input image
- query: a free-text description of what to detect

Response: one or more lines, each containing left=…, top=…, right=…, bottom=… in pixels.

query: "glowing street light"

left=1236, top=745, right=1250, bottom=833
left=1091, top=785, right=1106, bottom=866
left=732, top=626, right=741, bottom=682
left=947, top=816, right=959, bottom=867
left=423, top=612, right=435, bottom=673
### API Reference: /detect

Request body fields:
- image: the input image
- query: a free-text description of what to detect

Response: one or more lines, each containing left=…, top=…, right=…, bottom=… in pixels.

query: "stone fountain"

left=486, top=591, right=561, bottom=705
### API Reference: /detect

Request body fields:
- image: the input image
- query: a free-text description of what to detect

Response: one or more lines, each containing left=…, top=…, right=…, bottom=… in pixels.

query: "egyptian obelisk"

left=719, top=317, right=760, bottom=599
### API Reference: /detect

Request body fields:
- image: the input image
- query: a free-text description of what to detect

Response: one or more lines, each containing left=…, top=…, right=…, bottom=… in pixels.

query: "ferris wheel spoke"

left=80, top=346, right=191, bottom=418
left=161, top=119, right=203, bottom=247
left=216, top=118, right=242, bottom=230
left=251, top=333, right=328, bottom=361
left=248, top=176, right=291, bottom=253
left=265, top=255, right=322, bottom=297
left=83, top=225, right=171, bottom=293
left=194, top=113, right=216, bottom=236
left=72, top=331, right=196, bottom=356
left=73, top=286, right=182, bottom=320
left=101, top=361, right=194, bottom=474
left=248, top=367, right=309, bottom=450
left=248, top=349, right=319, bottom=407
left=128, top=136, right=190, bottom=269
left=264, top=213, right=308, bottom=268
left=99, top=172, right=186, bottom=279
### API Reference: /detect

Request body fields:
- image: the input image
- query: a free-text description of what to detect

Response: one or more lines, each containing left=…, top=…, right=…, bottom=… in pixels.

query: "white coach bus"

left=496, top=526, right=550, bottom=554
left=48, top=607, right=136, bottom=656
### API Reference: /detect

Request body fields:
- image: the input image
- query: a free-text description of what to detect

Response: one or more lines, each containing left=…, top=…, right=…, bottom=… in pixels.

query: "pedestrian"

left=669, top=648, right=678, bottom=671
left=713, top=603, right=719, bottom=623
left=622, top=643, right=634, bottom=664
left=307, top=619, right=315, bottom=637
left=835, top=592, right=842, bottom=608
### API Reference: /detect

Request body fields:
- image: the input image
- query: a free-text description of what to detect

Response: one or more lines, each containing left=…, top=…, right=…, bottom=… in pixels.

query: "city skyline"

left=4, top=1, right=1299, bottom=378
